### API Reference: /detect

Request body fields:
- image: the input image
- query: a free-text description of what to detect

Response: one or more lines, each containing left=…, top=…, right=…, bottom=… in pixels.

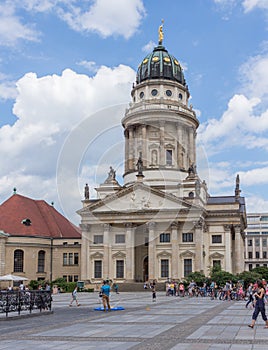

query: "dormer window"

left=21, top=218, right=31, bottom=226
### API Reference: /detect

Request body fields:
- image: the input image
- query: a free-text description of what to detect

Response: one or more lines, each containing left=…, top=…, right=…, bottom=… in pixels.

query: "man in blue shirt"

left=101, top=280, right=111, bottom=311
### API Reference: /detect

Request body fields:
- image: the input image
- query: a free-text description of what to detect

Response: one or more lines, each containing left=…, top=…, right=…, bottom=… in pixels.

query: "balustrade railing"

left=0, top=290, right=52, bottom=317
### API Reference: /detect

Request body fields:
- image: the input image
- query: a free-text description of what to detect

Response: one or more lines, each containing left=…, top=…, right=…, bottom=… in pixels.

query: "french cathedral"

left=78, top=26, right=247, bottom=284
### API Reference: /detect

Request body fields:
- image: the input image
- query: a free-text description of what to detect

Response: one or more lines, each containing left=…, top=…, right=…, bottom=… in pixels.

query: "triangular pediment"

left=112, top=251, right=126, bottom=259
left=80, top=183, right=198, bottom=214
left=180, top=250, right=195, bottom=258
left=209, top=252, right=224, bottom=259
left=90, top=252, right=104, bottom=259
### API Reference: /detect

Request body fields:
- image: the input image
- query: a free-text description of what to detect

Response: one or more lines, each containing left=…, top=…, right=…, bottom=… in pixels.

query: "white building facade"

left=78, top=31, right=247, bottom=284
left=245, top=213, right=268, bottom=271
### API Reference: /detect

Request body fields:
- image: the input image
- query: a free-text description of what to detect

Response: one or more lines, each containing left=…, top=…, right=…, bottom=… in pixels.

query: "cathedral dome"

left=136, top=45, right=186, bottom=86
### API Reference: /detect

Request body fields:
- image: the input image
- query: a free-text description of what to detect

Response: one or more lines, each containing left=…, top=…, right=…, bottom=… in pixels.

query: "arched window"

left=38, top=250, right=45, bottom=273
left=14, top=249, right=24, bottom=272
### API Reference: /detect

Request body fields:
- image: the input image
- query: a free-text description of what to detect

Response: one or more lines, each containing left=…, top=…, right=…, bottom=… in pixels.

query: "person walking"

left=245, top=282, right=254, bottom=308
left=101, top=280, right=111, bottom=311
left=152, top=287, right=156, bottom=302
left=69, top=287, right=80, bottom=307
left=248, top=280, right=268, bottom=329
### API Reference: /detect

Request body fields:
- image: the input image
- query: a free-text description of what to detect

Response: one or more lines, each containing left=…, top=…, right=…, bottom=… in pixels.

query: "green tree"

left=210, top=269, right=237, bottom=287
left=236, top=271, right=262, bottom=287
left=251, top=266, right=268, bottom=281
left=185, top=271, right=206, bottom=286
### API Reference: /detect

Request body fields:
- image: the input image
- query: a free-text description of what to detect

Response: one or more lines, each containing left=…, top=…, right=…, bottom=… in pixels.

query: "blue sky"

left=1, top=0, right=268, bottom=224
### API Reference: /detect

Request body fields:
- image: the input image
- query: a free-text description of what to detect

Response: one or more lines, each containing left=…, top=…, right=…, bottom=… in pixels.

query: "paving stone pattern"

left=0, top=292, right=268, bottom=349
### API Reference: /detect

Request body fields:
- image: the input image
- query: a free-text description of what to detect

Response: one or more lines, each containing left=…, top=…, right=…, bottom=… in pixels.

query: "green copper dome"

left=136, top=45, right=186, bottom=86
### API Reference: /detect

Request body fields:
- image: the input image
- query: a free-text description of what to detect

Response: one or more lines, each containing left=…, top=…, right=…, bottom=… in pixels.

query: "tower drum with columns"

left=78, top=26, right=247, bottom=285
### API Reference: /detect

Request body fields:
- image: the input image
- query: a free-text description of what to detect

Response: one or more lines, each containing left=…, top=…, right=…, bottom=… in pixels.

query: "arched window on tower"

left=38, top=250, right=46, bottom=273
left=14, top=249, right=24, bottom=272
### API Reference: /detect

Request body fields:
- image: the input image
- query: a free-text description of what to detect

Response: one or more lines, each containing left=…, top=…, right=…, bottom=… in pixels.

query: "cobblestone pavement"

left=1, top=292, right=268, bottom=349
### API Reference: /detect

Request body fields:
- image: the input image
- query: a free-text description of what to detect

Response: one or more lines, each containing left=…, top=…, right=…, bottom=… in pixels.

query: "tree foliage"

left=185, top=271, right=206, bottom=286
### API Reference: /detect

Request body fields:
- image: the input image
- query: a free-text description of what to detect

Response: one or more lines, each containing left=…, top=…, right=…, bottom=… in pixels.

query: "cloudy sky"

left=1, top=0, right=268, bottom=224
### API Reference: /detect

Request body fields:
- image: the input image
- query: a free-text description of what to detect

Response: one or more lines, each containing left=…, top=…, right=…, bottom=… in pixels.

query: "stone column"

left=103, top=224, right=111, bottom=279
left=252, top=235, right=256, bottom=267
left=194, top=219, right=204, bottom=272
left=128, top=127, right=134, bottom=171
left=177, top=123, right=183, bottom=168
left=224, top=225, right=232, bottom=273
left=142, top=125, right=147, bottom=167
left=171, top=223, right=178, bottom=279
left=0, top=234, right=7, bottom=276
left=259, top=234, right=263, bottom=259
left=189, top=127, right=195, bottom=165
left=80, top=224, right=90, bottom=281
left=148, top=222, right=156, bottom=280
left=124, top=129, right=129, bottom=173
left=234, top=225, right=243, bottom=273
left=159, top=122, right=165, bottom=167
left=125, top=223, right=135, bottom=281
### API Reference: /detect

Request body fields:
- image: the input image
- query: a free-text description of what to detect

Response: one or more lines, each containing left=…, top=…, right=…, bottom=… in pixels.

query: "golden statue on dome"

left=158, top=19, right=164, bottom=45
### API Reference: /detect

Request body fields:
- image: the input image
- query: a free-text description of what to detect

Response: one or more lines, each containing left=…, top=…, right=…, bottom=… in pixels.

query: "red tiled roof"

left=0, top=194, right=81, bottom=238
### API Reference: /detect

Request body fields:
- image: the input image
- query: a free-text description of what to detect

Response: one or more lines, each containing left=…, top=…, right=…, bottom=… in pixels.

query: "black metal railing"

left=0, top=290, right=52, bottom=317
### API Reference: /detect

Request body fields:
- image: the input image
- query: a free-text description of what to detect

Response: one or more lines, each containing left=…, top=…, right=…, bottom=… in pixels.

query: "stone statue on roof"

left=104, top=166, right=116, bottom=183
left=84, top=183, right=89, bottom=200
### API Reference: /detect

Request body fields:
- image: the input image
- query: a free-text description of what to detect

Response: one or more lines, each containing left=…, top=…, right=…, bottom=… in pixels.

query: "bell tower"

left=122, top=24, right=199, bottom=189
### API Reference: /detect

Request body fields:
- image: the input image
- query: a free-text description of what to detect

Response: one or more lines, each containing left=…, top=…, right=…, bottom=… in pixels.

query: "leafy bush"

left=185, top=271, right=206, bottom=286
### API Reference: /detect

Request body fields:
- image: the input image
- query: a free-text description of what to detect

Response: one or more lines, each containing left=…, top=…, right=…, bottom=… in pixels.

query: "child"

left=69, top=287, right=80, bottom=307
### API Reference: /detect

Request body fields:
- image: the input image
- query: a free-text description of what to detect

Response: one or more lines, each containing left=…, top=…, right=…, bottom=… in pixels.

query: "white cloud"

left=0, top=64, right=136, bottom=222
left=0, top=81, right=17, bottom=100
left=142, top=40, right=156, bottom=53
left=242, top=0, right=268, bottom=13
left=0, top=3, right=40, bottom=46
left=246, top=195, right=268, bottom=213
left=77, top=60, right=98, bottom=72
left=239, top=54, right=268, bottom=100
left=56, top=0, right=146, bottom=39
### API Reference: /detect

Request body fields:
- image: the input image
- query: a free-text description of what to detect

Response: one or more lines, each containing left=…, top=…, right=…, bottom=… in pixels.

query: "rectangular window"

left=263, top=251, right=267, bottom=259
left=161, top=259, right=169, bottom=278
left=213, top=260, right=221, bottom=268
left=212, top=235, right=222, bottom=244
left=182, top=233, right=193, bottom=242
left=74, top=275, right=79, bottom=282
left=256, top=251, right=260, bottom=259
left=68, top=275, right=73, bottom=282
left=249, top=264, right=252, bottom=271
left=115, top=234, right=125, bottom=244
left=63, top=253, right=67, bottom=265
left=184, top=259, right=192, bottom=277
left=248, top=251, right=253, bottom=259
left=63, top=275, right=67, bottom=281
left=166, top=149, right=172, bottom=166
left=160, top=233, right=170, bottom=243
left=68, top=253, right=73, bottom=265
left=116, top=260, right=124, bottom=278
left=248, top=239, right=252, bottom=246
left=74, top=253, right=79, bottom=265
left=263, top=239, right=267, bottom=247
left=255, top=239, right=260, bottom=246
left=93, top=235, right=103, bottom=244
left=94, top=260, right=102, bottom=279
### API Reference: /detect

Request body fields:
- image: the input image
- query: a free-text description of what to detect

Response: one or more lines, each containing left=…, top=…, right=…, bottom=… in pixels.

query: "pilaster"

left=148, top=222, right=156, bottom=280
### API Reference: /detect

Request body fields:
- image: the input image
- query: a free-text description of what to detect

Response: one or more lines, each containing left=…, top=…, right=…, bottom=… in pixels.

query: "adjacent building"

left=245, top=213, right=268, bottom=270
left=78, top=29, right=247, bottom=284
left=0, top=190, right=81, bottom=286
